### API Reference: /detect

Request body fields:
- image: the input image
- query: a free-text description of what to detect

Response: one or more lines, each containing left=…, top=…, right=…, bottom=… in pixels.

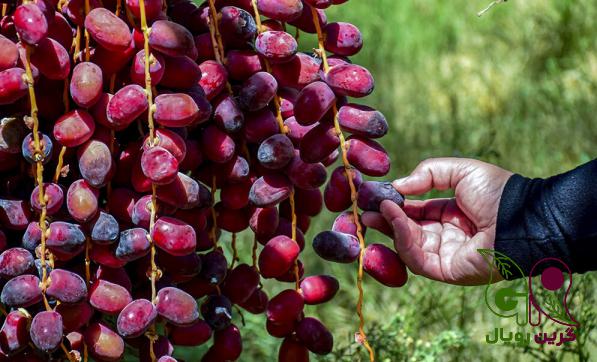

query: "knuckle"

left=418, top=158, right=436, bottom=170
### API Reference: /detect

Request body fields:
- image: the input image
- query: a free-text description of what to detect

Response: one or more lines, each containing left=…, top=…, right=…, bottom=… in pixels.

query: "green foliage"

left=316, top=314, right=467, bottom=362
left=179, top=0, right=596, bottom=360
left=503, top=273, right=596, bottom=362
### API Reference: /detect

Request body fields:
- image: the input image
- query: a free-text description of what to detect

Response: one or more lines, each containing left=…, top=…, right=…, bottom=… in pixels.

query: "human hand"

left=362, top=158, right=513, bottom=285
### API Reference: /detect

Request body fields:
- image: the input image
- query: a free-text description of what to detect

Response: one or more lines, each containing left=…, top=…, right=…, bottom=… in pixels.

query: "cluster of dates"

left=0, top=0, right=408, bottom=360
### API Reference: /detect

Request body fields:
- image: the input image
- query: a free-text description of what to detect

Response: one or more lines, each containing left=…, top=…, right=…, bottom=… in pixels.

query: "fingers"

left=393, top=157, right=475, bottom=195
left=361, top=212, right=393, bottom=237
left=403, top=198, right=452, bottom=220
left=379, top=200, right=444, bottom=281
left=403, top=199, right=477, bottom=235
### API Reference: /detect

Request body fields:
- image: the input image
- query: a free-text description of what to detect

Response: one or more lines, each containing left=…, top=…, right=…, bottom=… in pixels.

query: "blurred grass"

left=179, top=0, right=596, bottom=360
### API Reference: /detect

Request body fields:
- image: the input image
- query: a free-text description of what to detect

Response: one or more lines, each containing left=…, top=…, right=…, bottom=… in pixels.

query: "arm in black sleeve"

left=494, top=159, right=597, bottom=277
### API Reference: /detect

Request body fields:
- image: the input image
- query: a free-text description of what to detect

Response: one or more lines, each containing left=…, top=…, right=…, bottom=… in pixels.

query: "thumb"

left=393, top=157, right=474, bottom=195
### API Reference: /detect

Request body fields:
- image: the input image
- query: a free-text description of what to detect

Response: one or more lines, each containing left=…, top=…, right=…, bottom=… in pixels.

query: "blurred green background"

left=179, top=0, right=597, bottom=360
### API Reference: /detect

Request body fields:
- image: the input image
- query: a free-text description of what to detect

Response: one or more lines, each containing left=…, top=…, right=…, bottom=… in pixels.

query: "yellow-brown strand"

left=115, top=0, right=122, bottom=16
left=53, top=145, right=67, bottom=183
left=56, top=14, right=77, bottom=189
left=23, top=39, right=77, bottom=362
left=84, top=237, right=91, bottom=287
left=207, top=0, right=225, bottom=63
left=250, top=3, right=287, bottom=134
left=139, top=1, right=160, bottom=360
left=73, top=26, right=81, bottom=61
left=252, top=0, right=299, bottom=286
left=206, top=1, right=233, bottom=94
left=1, top=4, right=7, bottom=16
left=22, top=45, right=49, bottom=305
left=83, top=342, right=89, bottom=362
left=60, top=342, right=77, bottom=362
left=205, top=2, right=237, bottom=252
left=311, top=7, right=375, bottom=361
left=83, top=0, right=91, bottom=62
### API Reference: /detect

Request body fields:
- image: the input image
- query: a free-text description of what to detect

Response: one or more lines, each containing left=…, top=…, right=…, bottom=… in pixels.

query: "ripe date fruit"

left=0, top=310, right=29, bottom=353
left=324, top=166, right=363, bottom=212
left=258, top=235, right=300, bottom=278
left=255, top=31, right=298, bottom=63
left=169, top=319, right=212, bottom=346
left=85, top=322, right=125, bottom=361
left=257, top=134, right=294, bottom=169
left=106, top=84, right=149, bottom=130
left=0, top=0, right=398, bottom=358
left=357, top=181, right=405, bottom=211
left=219, top=6, right=257, bottom=48
left=90, top=279, right=132, bottom=315
left=266, top=289, right=304, bottom=325
left=249, top=174, right=292, bottom=207
left=115, top=228, right=150, bottom=261
left=221, top=264, right=260, bottom=304
left=1, top=274, right=41, bottom=307
left=67, top=179, right=99, bottom=223
left=46, top=221, right=86, bottom=260
left=324, top=22, right=363, bottom=56
left=0, top=247, right=35, bottom=279
left=30, top=311, right=63, bottom=352
left=201, top=294, right=233, bottom=331
left=296, top=317, right=333, bottom=355
left=70, top=62, right=103, bottom=108
left=156, top=287, right=200, bottom=326
left=338, top=103, right=388, bottom=138
left=363, top=243, right=408, bottom=287
left=78, top=139, right=114, bottom=188
left=294, top=81, right=336, bottom=126
left=238, top=71, right=278, bottom=111
left=46, top=269, right=87, bottom=303
left=346, top=136, right=391, bottom=176
left=313, top=230, right=361, bottom=263
left=14, top=3, right=49, bottom=45
left=324, top=63, right=374, bottom=97
left=279, top=336, right=310, bottom=362
left=212, top=324, right=242, bottom=360
left=149, top=20, right=196, bottom=58
left=85, top=8, right=132, bottom=52
left=257, top=0, right=303, bottom=22
left=117, top=299, right=157, bottom=338
left=53, top=110, right=95, bottom=147
left=151, top=217, right=196, bottom=256
left=300, top=275, right=339, bottom=304
left=141, top=146, right=179, bottom=185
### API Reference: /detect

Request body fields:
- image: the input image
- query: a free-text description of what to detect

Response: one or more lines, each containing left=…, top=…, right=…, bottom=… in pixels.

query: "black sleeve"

left=494, top=159, right=597, bottom=277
